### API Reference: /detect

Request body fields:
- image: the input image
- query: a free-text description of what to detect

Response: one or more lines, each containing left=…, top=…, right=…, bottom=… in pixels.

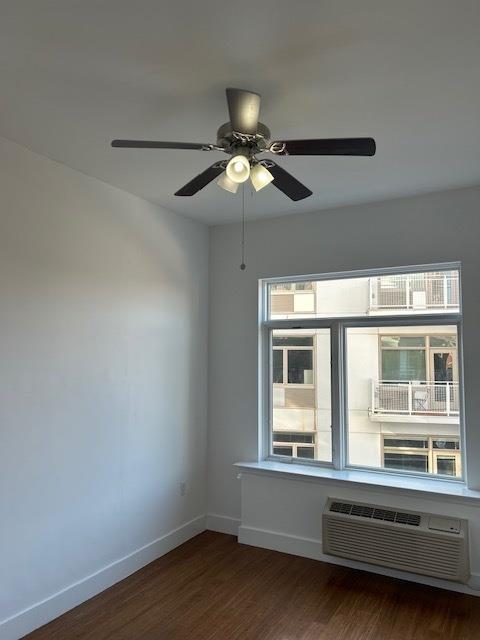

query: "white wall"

left=238, top=471, right=480, bottom=594
left=207, top=186, right=480, bottom=528
left=0, top=137, right=209, bottom=636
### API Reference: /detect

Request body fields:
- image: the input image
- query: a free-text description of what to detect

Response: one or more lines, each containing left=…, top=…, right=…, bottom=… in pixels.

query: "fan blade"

left=271, top=137, right=376, bottom=156
left=226, top=88, right=260, bottom=136
left=111, top=140, right=212, bottom=150
left=266, top=161, right=313, bottom=201
left=174, top=163, right=225, bottom=196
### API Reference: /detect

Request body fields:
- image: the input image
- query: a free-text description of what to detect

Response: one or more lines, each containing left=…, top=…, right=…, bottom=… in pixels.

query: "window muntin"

left=263, top=265, right=464, bottom=481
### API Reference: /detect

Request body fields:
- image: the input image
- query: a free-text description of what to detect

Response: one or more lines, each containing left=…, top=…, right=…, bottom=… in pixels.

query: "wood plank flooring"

left=24, top=531, right=480, bottom=640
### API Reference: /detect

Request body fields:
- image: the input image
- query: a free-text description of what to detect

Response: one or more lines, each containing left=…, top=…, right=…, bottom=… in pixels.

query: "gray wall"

left=0, top=137, right=209, bottom=628
left=208, top=185, right=480, bottom=519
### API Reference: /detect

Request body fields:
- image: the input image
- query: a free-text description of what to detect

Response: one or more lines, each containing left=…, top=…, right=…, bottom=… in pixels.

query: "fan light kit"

left=216, top=171, right=239, bottom=194
left=111, top=88, right=376, bottom=201
left=250, top=163, right=274, bottom=192
left=226, top=154, right=250, bottom=184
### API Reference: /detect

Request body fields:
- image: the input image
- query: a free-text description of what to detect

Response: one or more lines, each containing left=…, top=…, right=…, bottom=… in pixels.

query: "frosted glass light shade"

left=250, top=163, right=274, bottom=191
left=226, top=155, right=250, bottom=183
left=217, top=171, right=239, bottom=193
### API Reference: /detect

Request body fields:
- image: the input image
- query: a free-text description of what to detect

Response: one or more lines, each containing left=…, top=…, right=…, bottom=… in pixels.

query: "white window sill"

left=234, top=461, right=480, bottom=506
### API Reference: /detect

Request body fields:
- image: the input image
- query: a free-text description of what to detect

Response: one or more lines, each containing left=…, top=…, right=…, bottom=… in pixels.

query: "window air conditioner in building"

left=323, top=498, right=469, bottom=582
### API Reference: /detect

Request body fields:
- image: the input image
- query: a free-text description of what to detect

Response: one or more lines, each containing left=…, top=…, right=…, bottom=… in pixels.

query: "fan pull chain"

left=240, top=183, right=246, bottom=270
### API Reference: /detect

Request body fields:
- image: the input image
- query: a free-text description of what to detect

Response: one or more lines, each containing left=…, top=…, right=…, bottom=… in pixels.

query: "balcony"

left=370, top=380, right=460, bottom=423
left=369, top=271, right=459, bottom=313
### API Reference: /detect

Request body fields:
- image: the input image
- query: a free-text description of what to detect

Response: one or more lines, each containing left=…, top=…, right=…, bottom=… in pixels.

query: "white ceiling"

left=0, top=1, right=479, bottom=225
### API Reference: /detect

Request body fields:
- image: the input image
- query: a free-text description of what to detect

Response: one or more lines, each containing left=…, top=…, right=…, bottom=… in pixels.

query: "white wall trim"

left=238, top=524, right=480, bottom=597
left=0, top=515, right=206, bottom=640
left=206, top=513, right=240, bottom=536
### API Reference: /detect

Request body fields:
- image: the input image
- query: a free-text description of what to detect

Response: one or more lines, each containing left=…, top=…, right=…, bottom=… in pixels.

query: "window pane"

left=433, top=439, right=459, bottom=450
left=268, top=269, right=460, bottom=319
left=288, top=350, right=313, bottom=384
left=384, top=453, right=428, bottom=473
left=382, top=350, right=426, bottom=381
left=271, top=329, right=331, bottom=462
left=436, top=457, right=456, bottom=476
left=430, top=335, right=457, bottom=348
left=380, top=336, right=425, bottom=348
left=273, top=432, right=315, bottom=443
left=272, top=350, right=283, bottom=383
left=273, top=336, right=313, bottom=347
left=346, top=325, right=462, bottom=478
left=297, top=447, right=315, bottom=459
left=384, top=438, right=428, bottom=449
left=273, top=446, right=292, bottom=456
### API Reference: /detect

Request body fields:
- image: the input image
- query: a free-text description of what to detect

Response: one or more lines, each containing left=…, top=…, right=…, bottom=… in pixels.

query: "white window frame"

left=259, top=262, right=466, bottom=483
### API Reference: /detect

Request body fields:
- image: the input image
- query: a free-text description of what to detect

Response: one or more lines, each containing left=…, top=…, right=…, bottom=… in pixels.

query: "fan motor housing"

left=216, top=122, right=271, bottom=155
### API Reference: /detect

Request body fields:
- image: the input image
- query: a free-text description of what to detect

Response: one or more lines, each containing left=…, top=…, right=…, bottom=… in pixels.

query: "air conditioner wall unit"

left=412, top=290, right=427, bottom=308
left=323, top=498, right=469, bottom=583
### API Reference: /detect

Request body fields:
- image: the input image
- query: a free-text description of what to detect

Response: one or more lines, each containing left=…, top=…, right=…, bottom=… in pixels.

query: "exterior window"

left=263, top=266, right=464, bottom=480
left=383, top=436, right=461, bottom=477
left=272, top=350, right=283, bottom=383
left=287, top=350, right=313, bottom=384
left=268, top=269, right=459, bottom=320
left=272, top=432, right=316, bottom=459
left=347, top=324, right=460, bottom=474
left=270, top=329, right=331, bottom=463
left=382, top=349, right=426, bottom=381
left=384, top=453, right=428, bottom=473
left=272, top=334, right=314, bottom=387
left=273, top=445, right=293, bottom=456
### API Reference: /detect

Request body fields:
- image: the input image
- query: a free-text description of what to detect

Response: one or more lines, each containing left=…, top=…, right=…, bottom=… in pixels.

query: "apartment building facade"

left=270, top=271, right=461, bottom=477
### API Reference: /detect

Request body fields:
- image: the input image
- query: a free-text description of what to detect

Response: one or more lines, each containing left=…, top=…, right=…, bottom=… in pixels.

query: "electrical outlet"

left=179, top=481, right=187, bottom=496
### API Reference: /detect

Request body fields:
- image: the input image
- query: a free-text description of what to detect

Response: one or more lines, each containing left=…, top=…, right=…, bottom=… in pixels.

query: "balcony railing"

left=369, top=272, right=459, bottom=311
left=371, top=380, right=459, bottom=417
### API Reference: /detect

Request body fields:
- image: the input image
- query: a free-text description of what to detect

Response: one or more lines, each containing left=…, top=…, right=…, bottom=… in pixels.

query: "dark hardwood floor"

left=24, top=531, right=480, bottom=640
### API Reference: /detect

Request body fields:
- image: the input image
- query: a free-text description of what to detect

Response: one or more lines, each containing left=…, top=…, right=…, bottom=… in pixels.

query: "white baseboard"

left=238, top=524, right=480, bottom=597
left=1, top=515, right=206, bottom=640
left=206, top=513, right=240, bottom=536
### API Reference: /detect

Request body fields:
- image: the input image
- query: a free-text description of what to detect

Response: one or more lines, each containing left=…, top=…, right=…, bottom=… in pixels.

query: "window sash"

left=261, top=307, right=464, bottom=480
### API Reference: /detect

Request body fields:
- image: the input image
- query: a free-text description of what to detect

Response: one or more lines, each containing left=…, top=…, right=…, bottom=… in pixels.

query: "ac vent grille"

left=324, top=498, right=469, bottom=583
left=330, top=501, right=421, bottom=527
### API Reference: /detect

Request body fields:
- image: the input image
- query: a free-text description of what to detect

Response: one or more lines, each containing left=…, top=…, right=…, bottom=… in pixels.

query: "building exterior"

left=270, top=271, right=461, bottom=477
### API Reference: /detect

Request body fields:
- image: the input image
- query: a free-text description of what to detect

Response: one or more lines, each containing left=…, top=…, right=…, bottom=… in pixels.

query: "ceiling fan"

left=111, top=88, right=376, bottom=202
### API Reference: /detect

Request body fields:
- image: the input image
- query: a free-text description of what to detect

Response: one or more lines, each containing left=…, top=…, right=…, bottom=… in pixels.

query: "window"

left=272, top=334, right=314, bottom=386
left=270, top=329, right=331, bottom=462
left=273, top=432, right=316, bottom=459
left=262, top=265, right=464, bottom=480
left=383, top=436, right=461, bottom=477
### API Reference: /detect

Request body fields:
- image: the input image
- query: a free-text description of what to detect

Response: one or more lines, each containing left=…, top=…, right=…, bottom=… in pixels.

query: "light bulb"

left=217, top=171, right=239, bottom=193
left=226, top=155, right=250, bottom=183
left=250, top=163, right=274, bottom=192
